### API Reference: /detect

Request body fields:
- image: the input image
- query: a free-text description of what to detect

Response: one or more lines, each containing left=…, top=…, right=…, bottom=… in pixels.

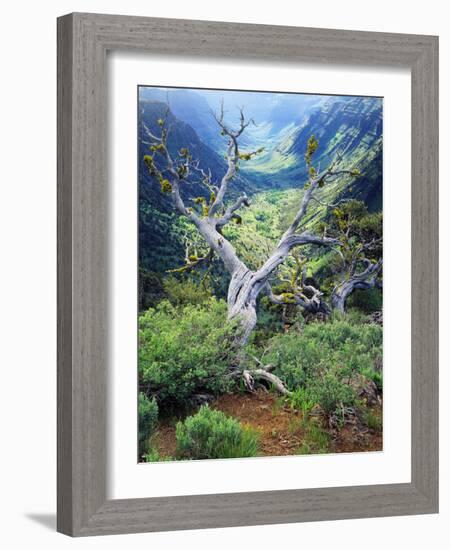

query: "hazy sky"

left=139, top=86, right=382, bottom=130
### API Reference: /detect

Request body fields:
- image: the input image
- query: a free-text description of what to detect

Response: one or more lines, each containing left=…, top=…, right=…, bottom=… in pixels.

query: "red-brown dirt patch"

left=154, top=390, right=382, bottom=459
left=331, top=404, right=383, bottom=453
left=211, top=390, right=305, bottom=456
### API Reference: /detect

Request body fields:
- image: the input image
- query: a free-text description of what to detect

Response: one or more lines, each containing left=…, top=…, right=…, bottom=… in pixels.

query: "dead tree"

left=331, top=245, right=382, bottom=313
left=321, top=201, right=383, bottom=313
left=142, top=105, right=362, bottom=391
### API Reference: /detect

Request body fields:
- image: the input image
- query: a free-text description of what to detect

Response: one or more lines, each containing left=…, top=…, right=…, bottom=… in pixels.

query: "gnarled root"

left=242, top=367, right=292, bottom=396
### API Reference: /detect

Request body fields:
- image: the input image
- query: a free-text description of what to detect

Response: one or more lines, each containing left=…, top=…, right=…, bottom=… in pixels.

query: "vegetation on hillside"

left=137, top=88, right=383, bottom=461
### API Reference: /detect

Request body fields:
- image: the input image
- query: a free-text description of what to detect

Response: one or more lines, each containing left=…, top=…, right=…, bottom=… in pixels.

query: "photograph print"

left=138, top=86, right=383, bottom=462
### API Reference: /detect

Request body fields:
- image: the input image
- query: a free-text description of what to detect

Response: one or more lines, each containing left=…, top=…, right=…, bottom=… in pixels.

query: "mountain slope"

left=138, top=100, right=228, bottom=284
left=138, top=99, right=255, bottom=308
left=138, top=93, right=383, bottom=308
left=242, top=95, right=382, bottom=210
left=139, top=88, right=224, bottom=151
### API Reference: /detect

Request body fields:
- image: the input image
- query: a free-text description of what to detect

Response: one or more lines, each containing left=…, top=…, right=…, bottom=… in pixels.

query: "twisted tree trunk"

left=331, top=260, right=382, bottom=313
left=192, top=218, right=338, bottom=346
left=227, top=267, right=259, bottom=345
left=225, top=234, right=338, bottom=345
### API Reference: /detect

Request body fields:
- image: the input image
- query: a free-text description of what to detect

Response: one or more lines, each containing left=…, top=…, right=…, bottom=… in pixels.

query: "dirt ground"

left=155, top=389, right=382, bottom=459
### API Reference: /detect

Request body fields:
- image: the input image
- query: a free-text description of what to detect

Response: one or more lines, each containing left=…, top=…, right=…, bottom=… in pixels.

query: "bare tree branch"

left=266, top=282, right=329, bottom=315
left=253, top=232, right=340, bottom=288
left=216, top=193, right=251, bottom=227
left=142, top=121, right=162, bottom=142
left=209, top=143, right=238, bottom=216
left=242, top=368, right=292, bottom=396
left=332, top=259, right=382, bottom=313
left=208, top=104, right=256, bottom=217
left=280, top=165, right=358, bottom=242
left=167, top=238, right=215, bottom=274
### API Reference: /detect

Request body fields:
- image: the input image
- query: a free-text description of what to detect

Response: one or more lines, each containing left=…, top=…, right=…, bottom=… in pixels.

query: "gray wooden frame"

left=57, top=12, right=438, bottom=537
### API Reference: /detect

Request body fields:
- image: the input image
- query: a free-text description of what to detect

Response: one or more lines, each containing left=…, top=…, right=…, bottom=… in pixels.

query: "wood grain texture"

left=410, top=36, right=439, bottom=505
left=57, top=13, right=74, bottom=535
left=57, top=12, right=439, bottom=537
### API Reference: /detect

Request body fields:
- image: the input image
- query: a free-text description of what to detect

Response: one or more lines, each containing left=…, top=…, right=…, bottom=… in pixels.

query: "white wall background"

left=0, top=1, right=447, bottom=548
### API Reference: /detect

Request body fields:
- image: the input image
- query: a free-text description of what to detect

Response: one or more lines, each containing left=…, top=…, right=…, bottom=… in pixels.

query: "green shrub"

left=175, top=406, right=260, bottom=460
left=347, top=287, right=382, bottom=313
left=361, top=367, right=383, bottom=392
left=264, top=319, right=382, bottom=416
left=139, top=268, right=165, bottom=311
left=297, top=419, right=331, bottom=455
left=250, top=300, right=285, bottom=346
left=288, top=387, right=316, bottom=416
left=300, top=318, right=382, bottom=351
left=138, top=392, right=159, bottom=454
left=143, top=449, right=172, bottom=462
left=307, top=371, right=355, bottom=415
left=262, top=334, right=324, bottom=389
left=163, top=276, right=212, bottom=307
left=364, top=409, right=382, bottom=431
left=288, top=373, right=355, bottom=417
left=139, top=298, right=238, bottom=412
left=340, top=308, right=371, bottom=325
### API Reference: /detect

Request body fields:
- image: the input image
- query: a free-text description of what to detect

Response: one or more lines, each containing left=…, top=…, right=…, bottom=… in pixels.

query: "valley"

left=137, top=86, right=384, bottom=463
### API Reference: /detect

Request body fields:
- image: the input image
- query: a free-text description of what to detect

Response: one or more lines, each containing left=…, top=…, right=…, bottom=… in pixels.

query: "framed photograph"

left=57, top=13, right=438, bottom=536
